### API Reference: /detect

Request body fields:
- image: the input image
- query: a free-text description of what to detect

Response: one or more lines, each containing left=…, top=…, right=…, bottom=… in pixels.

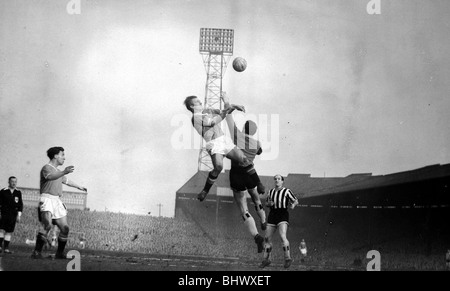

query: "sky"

left=1, top=0, right=449, bottom=217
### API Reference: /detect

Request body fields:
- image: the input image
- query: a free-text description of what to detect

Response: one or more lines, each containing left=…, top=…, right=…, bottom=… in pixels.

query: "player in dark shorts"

left=0, top=176, right=23, bottom=254
left=223, top=92, right=267, bottom=253
left=260, top=174, right=298, bottom=269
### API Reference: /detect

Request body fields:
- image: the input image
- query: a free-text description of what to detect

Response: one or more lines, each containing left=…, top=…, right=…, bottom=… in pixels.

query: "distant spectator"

left=299, top=238, right=307, bottom=261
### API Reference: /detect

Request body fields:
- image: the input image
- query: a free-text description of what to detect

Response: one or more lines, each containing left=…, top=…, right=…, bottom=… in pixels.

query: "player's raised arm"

left=257, top=141, right=263, bottom=155
left=43, top=165, right=74, bottom=181
left=222, top=93, right=247, bottom=145
left=221, top=92, right=246, bottom=113
left=222, top=92, right=239, bottom=137
left=62, top=178, right=87, bottom=192
left=202, top=106, right=239, bottom=127
left=226, top=114, right=240, bottom=145
left=199, top=110, right=223, bottom=127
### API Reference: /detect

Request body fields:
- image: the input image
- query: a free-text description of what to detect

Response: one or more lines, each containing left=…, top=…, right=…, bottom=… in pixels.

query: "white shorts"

left=39, top=194, right=67, bottom=220
left=206, top=135, right=236, bottom=156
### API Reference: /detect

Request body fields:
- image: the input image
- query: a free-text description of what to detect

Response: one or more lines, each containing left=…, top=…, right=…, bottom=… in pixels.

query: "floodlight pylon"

left=197, top=28, right=234, bottom=172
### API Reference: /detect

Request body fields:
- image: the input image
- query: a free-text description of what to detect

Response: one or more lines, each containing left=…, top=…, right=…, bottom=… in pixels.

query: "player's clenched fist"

left=64, top=166, right=75, bottom=174
left=266, top=196, right=274, bottom=207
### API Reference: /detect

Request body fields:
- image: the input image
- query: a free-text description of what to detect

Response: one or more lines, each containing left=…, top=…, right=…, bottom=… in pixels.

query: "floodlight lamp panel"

left=199, top=28, right=234, bottom=54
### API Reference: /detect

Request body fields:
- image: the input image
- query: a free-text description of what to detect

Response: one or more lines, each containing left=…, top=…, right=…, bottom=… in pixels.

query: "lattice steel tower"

left=198, top=28, right=234, bottom=171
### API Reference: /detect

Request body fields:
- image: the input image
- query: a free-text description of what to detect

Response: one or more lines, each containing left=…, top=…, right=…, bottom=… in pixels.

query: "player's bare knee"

left=60, top=225, right=69, bottom=235
left=43, top=223, right=52, bottom=232
left=211, top=170, right=221, bottom=179
left=214, top=164, right=223, bottom=173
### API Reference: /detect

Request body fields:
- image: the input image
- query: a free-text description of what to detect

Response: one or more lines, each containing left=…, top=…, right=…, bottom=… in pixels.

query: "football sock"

left=283, top=243, right=291, bottom=260
left=263, top=243, right=272, bottom=261
left=202, top=171, right=218, bottom=193
left=242, top=212, right=258, bottom=237
left=35, top=232, right=47, bottom=252
left=57, top=235, right=68, bottom=255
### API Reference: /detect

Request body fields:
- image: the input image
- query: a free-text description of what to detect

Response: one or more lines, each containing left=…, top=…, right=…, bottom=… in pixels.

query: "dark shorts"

left=0, top=214, right=17, bottom=233
left=267, top=208, right=289, bottom=226
left=229, top=166, right=257, bottom=192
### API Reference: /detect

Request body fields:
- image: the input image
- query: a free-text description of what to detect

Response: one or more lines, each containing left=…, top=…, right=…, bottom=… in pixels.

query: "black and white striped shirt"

left=267, top=187, right=297, bottom=209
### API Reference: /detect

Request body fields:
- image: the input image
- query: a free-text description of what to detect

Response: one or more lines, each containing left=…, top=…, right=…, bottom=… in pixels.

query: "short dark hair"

left=183, top=96, right=197, bottom=113
left=274, top=174, right=284, bottom=181
left=47, top=147, right=64, bottom=160
left=8, top=176, right=16, bottom=182
left=244, top=120, right=258, bottom=135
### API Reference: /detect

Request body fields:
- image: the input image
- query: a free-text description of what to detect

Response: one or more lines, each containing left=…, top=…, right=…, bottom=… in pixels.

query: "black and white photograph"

left=0, top=0, right=449, bottom=275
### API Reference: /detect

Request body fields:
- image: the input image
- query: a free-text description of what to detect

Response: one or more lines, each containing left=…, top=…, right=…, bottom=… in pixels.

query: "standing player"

left=222, top=93, right=266, bottom=253
left=31, top=146, right=87, bottom=259
left=260, top=174, right=298, bottom=269
left=0, top=176, right=23, bottom=254
left=184, top=95, right=265, bottom=202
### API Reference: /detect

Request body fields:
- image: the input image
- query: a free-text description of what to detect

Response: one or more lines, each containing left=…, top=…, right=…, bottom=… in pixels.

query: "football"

left=232, top=57, right=247, bottom=72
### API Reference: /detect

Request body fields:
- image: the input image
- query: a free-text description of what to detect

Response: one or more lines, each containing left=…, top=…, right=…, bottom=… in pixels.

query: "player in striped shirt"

left=259, top=174, right=298, bottom=269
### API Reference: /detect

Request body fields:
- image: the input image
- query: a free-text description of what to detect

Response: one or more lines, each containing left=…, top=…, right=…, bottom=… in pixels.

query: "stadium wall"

left=175, top=175, right=450, bottom=256
left=20, top=187, right=87, bottom=210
